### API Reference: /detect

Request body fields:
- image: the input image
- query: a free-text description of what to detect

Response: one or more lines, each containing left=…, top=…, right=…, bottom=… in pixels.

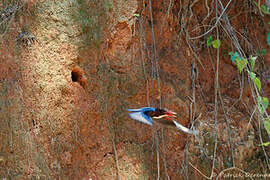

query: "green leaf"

left=133, top=13, right=140, bottom=17
left=261, top=5, right=270, bottom=14
left=262, top=97, right=269, bottom=110
left=268, top=21, right=270, bottom=25
left=259, top=141, right=270, bottom=146
left=207, top=36, right=213, bottom=47
left=261, top=5, right=268, bottom=13
left=229, top=51, right=240, bottom=63
left=257, top=96, right=264, bottom=114
left=212, top=39, right=221, bottom=49
left=257, top=96, right=268, bottom=114
left=236, top=57, right=247, bottom=73
left=249, top=71, right=256, bottom=80
left=254, top=77, right=261, bottom=91
left=264, top=120, right=270, bottom=135
left=249, top=56, right=256, bottom=71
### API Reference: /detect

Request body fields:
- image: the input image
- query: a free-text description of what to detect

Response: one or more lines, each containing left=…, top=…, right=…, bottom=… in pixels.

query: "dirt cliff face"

left=1, top=0, right=270, bottom=179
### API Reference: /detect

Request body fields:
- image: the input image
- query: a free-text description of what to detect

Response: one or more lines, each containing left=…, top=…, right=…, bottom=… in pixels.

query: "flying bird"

left=128, top=107, right=198, bottom=135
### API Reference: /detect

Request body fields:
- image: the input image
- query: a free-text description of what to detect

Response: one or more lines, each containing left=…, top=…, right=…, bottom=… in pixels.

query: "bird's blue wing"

left=129, top=112, right=153, bottom=125
left=127, top=107, right=156, bottom=112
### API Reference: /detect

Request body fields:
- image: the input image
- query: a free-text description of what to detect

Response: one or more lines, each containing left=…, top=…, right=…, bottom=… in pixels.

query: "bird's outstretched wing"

left=127, top=107, right=155, bottom=112
left=129, top=112, right=153, bottom=125
left=173, top=120, right=198, bottom=135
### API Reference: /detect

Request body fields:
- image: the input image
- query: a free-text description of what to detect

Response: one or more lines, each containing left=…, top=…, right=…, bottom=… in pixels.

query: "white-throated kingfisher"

left=128, top=107, right=198, bottom=135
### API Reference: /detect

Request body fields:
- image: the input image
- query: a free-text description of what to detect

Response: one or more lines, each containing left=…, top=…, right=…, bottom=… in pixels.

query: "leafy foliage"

left=249, top=56, right=256, bottom=71
left=248, top=71, right=256, bottom=80
left=254, top=1, right=270, bottom=14
left=259, top=141, right=270, bottom=146
left=207, top=36, right=221, bottom=49
left=264, top=120, right=270, bottom=136
left=254, top=77, right=261, bottom=92
left=229, top=53, right=257, bottom=74
left=229, top=51, right=240, bottom=63
left=207, top=36, right=213, bottom=47
left=257, top=96, right=269, bottom=114
left=261, top=4, right=270, bottom=14
left=212, top=39, right=221, bottom=49
left=235, top=57, right=247, bottom=74
left=230, top=51, right=270, bottom=142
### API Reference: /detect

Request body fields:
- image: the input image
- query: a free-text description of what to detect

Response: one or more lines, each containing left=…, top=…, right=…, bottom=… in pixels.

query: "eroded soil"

left=0, top=0, right=270, bottom=179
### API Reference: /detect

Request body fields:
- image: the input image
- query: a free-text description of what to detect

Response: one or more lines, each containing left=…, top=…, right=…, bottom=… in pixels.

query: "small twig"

left=202, top=0, right=212, bottom=23
left=112, top=136, right=121, bottom=180
left=258, top=113, right=270, bottom=170
left=246, top=60, right=270, bottom=169
left=189, top=0, right=232, bottom=40
left=155, top=130, right=160, bottom=180
left=148, top=0, right=162, bottom=108
left=189, top=162, right=212, bottom=179
left=209, top=2, right=220, bottom=179
left=177, top=0, right=188, bottom=39
left=257, top=0, right=264, bottom=17
left=160, top=0, right=173, bottom=35
left=185, top=31, right=205, bottom=70
left=138, top=2, right=150, bottom=106
left=148, top=0, right=156, bottom=106
left=191, top=62, right=197, bottom=121
left=247, top=106, right=256, bottom=130
left=183, top=143, right=190, bottom=180
left=161, top=129, right=170, bottom=180
left=218, top=92, right=235, bottom=167
left=189, top=0, right=200, bottom=18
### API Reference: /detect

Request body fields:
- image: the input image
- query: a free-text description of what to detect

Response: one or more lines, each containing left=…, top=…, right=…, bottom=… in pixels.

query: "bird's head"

left=152, top=108, right=177, bottom=119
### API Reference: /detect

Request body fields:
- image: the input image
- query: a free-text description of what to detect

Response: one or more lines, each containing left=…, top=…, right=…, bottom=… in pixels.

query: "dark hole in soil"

left=71, top=71, right=78, bottom=82
left=71, top=67, right=86, bottom=89
left=71, top=67, right=82, bottom=82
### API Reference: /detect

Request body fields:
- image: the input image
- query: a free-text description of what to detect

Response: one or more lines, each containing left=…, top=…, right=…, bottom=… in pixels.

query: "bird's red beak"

left=165, top=111, right=177, bottom=117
